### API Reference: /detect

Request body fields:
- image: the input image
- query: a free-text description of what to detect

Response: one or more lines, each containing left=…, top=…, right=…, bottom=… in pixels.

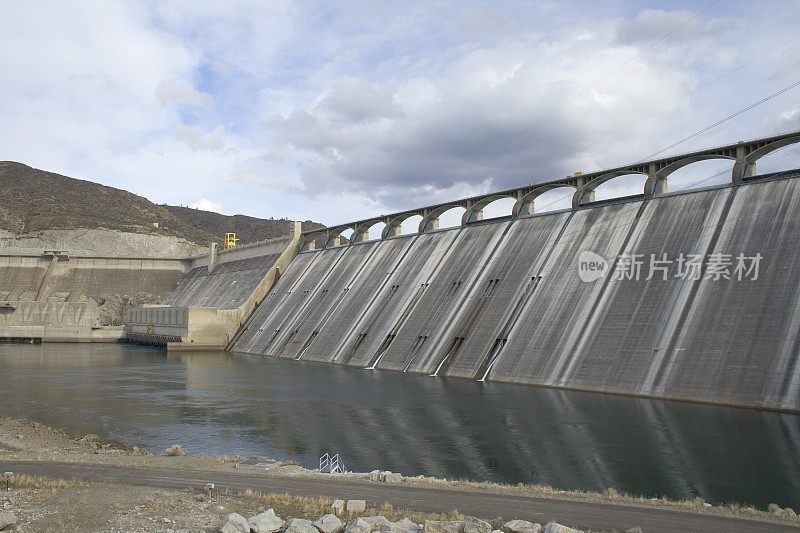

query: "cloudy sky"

left=2, top=0, right=799, bottom=232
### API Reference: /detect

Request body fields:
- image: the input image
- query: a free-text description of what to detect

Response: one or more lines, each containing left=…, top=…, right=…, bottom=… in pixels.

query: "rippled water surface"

left=1, top=343, right=798, bottom=508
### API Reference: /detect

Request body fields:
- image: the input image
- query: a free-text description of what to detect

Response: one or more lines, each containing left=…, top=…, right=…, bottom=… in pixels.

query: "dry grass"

left=233, top=488, right=475, bottom=523
left=404, top=476, right=769, bottom=516
left=7, top=473, right=85, bottom=492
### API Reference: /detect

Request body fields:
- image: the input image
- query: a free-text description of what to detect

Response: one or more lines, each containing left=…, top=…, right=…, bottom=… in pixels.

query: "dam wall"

left=128, top=226, right=301, bottom=349
left=0, top=253, right=187, bottom=302
left=0, top=252, right=188, bottom=341
left=168, top=235, right=291, bottom=310
left=0, top=300, right=118, bottom=342
left=231, top=171, right=800, bottom=412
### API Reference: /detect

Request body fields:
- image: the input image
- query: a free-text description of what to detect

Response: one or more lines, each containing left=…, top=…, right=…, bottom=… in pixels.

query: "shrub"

left=165, top=444, right=185, bottom=456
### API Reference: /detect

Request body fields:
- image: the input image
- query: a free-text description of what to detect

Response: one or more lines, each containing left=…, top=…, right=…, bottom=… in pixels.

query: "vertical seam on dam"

left=337, top=235, right=421, bottom=365
left=294, top=242, right=385, bottom=360
left=425, top=221, right=516, bottom=376
left=482, top=210, right=575, bottom=381
left=241, top=251, right=322, bottom=354
left=269, top=247, right=354, bottom=356
left=555, top=200, right=651, bottom=385
left=649, top=186, right=740, bottom=392
left=370, top=231, right=465, bottom=369
left=255, top=252, right=329, bottom=355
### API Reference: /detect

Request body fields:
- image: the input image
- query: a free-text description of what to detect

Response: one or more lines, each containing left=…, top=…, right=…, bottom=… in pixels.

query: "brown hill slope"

left=162, top=205, right=324, bottom=244
left=0, top=161, right=217, bottom=244
left=0, top=162, right=325, bottom=246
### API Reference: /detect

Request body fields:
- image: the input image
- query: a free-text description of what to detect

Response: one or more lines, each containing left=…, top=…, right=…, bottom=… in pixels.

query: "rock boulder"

left=424, top=520, right=464, bottom=533
left=363, top=516, right=391, bottom=531
left=381, top=517, right=420, bottom=533
left=249, top=509, right=285, bottom=533
left=219, top=513, right=249, bottom=533
left=544, top=523, right=583, bottom=533
left=287, top=518, right=320, bottom=533
left=464, top=518, right=492, bottom=533
left=0, top=512, right=17, bottom=531
left=501, top=520, right=542, bottom=533
left=315, top=514, right=345, bottom=533
left=346, top=518, right=373, bottom=533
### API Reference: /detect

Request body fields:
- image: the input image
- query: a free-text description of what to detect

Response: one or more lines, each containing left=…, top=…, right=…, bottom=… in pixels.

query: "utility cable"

left=637, top=79, right=800, bottom=162
left=605, top=32, right=800, bottom=141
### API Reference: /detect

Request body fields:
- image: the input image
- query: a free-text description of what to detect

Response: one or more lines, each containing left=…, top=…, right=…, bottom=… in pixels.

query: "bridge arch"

left=583, top=170, right=650, bottom=193
left=324, top=226, right=353, bottom=248
left=652, top=154, right=736, bottom=181
left=742, top=133, right=800, bottom=163
left=351, top=219, right=386, bottom=243
left=461, top=194, right=517, bottom=224
left=418, top=204, right=465, bottom=233
left=301, top=231, right=326, bottom=251
left=513, top=183, right=578, bottom=216
left=663, top=159, right=735, bottom=192
left=383, top=212, right=419, bottom=238
left=589, top=172, right=650, bottom=202
left=734, top=133, right=800, bottom=180
left=399, top=214, right=423, bottom=236
left=420, top=205, right=466, bottom=233
left=745, top=139, right=800, bottom=175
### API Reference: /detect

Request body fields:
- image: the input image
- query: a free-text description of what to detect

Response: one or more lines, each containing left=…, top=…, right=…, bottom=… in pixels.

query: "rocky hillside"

left=0, top=161, right=217, bottom=244
left=0, top=161, right=325, bottom=246
left=163, top=205, right=324, bottom=244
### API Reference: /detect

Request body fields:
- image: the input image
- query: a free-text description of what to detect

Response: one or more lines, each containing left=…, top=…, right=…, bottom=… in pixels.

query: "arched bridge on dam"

left=301, top=130, right=800, bottom=249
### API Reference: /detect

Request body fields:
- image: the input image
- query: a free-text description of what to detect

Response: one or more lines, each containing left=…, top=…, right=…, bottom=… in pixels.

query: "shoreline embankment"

left=1, top=416, right=798, bottom=532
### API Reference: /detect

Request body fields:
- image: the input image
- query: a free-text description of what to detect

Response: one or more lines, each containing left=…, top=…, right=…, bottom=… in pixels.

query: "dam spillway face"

left=231, top=173, right=800, bottom=412
left=166, top=253, right=282, bottom=310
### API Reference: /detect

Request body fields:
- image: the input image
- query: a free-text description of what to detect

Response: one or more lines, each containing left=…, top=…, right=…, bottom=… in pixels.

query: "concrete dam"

left=127, top=230, right=300, bottom=348
left=231, top=168, right=800, bottom=413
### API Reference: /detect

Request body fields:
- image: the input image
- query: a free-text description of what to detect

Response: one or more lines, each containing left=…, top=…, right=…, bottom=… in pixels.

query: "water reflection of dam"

left=2, top=344, right=797, bottom=508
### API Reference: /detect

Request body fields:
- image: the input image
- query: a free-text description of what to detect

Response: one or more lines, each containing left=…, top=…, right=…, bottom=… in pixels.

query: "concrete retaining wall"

left=231, top=171, right=800, bottom=412
left=0, top=252, right=187, bottom=342
left=0, top=254, right=187, bottom=302
left=0, top=300, right=123, bottom=342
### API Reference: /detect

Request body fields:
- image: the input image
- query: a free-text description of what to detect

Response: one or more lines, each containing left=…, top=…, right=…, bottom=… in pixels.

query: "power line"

left=604, top=32, right=800, bottom=141
left=637, top=78, right=800, bottom=162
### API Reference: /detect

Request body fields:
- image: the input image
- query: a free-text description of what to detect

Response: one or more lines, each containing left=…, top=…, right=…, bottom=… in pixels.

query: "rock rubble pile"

left=214, top=510, right=584, bottom=533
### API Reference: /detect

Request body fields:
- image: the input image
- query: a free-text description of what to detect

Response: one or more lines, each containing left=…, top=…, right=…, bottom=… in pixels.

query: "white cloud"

left=1, top=1, right=798, bottom=227
left=174, top=125, right=226, bottom=151
left=264, top=32, right=694, bottom=209
left=776, top=107, right=800, bottom=130
left=156, top=79, right=213, bottom=107
left=615, top=9, right=741, bottom=45
left=190, top=199, right=224, bottom=213
left=452, top=9, right=517, bottom=40
left=320, top=77, right=400, bottom=123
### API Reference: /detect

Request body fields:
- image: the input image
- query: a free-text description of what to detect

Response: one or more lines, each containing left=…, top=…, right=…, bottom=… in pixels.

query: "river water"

left=0, top=343, right=798, bottom=509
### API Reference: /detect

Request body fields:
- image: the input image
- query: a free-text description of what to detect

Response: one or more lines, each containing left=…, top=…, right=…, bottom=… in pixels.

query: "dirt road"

left=2, top=460, right=795, bottom=533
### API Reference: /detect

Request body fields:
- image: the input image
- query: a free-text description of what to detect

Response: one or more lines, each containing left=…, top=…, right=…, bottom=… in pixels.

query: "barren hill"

left=0, top=161, right=324, bottom=247
left=0, top=161, right=217, bottom=245
left=162, top=205, right=324, bottom=244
